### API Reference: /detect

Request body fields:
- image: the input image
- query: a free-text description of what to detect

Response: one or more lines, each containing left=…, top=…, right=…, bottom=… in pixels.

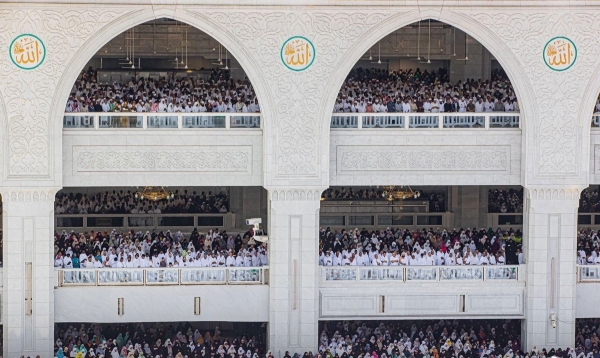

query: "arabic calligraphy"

left=281, top=36, right=315, bottom=71
left=543, top=37, right=577, bottom=72
left=10, top=34, right=46, bottom=70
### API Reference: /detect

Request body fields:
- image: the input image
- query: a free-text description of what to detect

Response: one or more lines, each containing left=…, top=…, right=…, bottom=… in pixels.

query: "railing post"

left=438, top=114, right=443, bottom=129
left=357, top=114, right=362, bottom=129
left=178, top=114, right=183, bottom=129
left=403, top=115, right=409, bottom=129
left=226, top=114, right=231, bottom=129
left=142, top=114, right=147, bottom=129
left=485, top=114, right=490, bottom=129
left=94, top=114, right=99, bottom=129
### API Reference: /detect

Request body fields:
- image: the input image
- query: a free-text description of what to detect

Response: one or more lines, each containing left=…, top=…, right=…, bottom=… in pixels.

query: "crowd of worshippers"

left=55, top=190, right=229, bottom=215
left=332, top=68, right=518, bottom=113
left=64, top=67, right=260, bottom=113
left=318, top=227, right=523, bottom=266
left=576, top=228, right=600, bottom=265
left=487, top=189, right=523, bottom=214
left=53, top=228, right=268, bottom=269
left=321, top=188, right=446, bottom=213
left=54, top=323, right=266, bottom=358
left=318, top=319, right=600, bottom=358
left=580, top=187, right=600, bottom=213
left=45, top=318, right=600, bottom=358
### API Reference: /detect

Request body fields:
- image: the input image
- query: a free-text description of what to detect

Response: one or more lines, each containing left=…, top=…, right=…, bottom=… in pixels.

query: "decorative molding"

left=75, top=146, right=251, bottom=172
left=527, top=188, right=581, bottom=200
left=201, top=11, right=389, bottom=179
left=0, top=9, right=125, bottom=178
left=337, top=146, right=509, bottom=172
left=594, top=144, right=600, bottom=174
left=472, top=12, right=600, bottom=177
left=269, top=188, right=324, bottom=201
left=2, top=189, right=58, bottom=202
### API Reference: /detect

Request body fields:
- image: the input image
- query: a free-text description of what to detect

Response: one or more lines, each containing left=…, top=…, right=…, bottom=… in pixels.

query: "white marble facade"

left=0, top=0, right=599, bottom=356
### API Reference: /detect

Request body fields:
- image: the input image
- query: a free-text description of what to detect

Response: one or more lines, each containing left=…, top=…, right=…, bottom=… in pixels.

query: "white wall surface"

left=576, top=283, right=600, bottom=318
left=320, top=281, right=525, bottom=319
left=54, top=285, right=269, bottom=323
left=62, top=130, right=263, bottom=187
left=330, top=130, right=522, bottom=186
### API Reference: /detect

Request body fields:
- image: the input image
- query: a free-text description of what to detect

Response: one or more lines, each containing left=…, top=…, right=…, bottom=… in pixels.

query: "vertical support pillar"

left=523, top=187, right=580, bottom=351
left=2, top=188, right=57, bottom=358
left=267, top=188, right=322, bottom=354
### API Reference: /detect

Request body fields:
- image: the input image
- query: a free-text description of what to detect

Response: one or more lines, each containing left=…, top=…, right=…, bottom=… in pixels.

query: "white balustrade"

left=578, top=265, right=600, bottom=282
left=228, top=268, right=263, bottom=283
left=63, top=112, right=261, bottom=129
left=330, top=112, right=520, bottom=129
left=97, top=269, right=145, bottom=285
left=324, top=267, right=358, bottom=281
left=485, top=266, right=519, bottom=280
left=321, top=265, right=521, bottom=283
left=61, top=269, right=97, bottom=285
left=406, top=267, right=438, bottom=281
left=181, top=268, right=227, bottom=284
left=146, top=268, right=179, bottom=284
left=58, top=267, right=269, bottom=286
left=359, top=267, right=403, bottom=281
left=439, top=266, right=483, bottom=280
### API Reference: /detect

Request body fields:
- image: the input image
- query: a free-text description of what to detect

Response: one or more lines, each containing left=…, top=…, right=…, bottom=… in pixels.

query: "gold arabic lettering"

left=548, top=42, right=572, bottom=67
left=14, top=39, right=40, bottom=65
left=285, top=43, right=311, bottom=67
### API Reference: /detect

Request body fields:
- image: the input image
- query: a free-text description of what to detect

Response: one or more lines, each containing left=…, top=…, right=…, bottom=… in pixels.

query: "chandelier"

left=381, top=186, right=421, bottom=201
left=134, top=186, right=175, bottom=201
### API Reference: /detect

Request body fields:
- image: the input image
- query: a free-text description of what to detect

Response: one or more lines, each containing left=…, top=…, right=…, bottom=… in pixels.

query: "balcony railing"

left=577, top=265, right=600, bottom=282
left=321, top=265, right=521, bottom=283
left=63, top=112, right=261, bottom=129
left=55, top=213, right=234, bottom=231
left=58, top=267, right=269, bottom=286
left=331, top=112, right=520, bottom=129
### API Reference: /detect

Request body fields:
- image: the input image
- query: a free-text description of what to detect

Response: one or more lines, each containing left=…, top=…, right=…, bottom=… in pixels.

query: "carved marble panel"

left=73, top=145, right=251, bottom=173
left=337, top=145, right=510, bottom=173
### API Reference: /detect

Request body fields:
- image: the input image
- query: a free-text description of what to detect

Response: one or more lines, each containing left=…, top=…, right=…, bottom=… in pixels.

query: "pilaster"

left=523, top=187, right=582, bottom=351
left=2, top=188, right=58, bottom=358
left=267, top=188, right=324, bottom=354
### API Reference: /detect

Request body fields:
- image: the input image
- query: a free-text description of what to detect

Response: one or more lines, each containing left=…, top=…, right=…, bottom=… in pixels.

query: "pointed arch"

left=318, top=10, right=536, bottom=178
left=48, top=7, right=270, bottom=186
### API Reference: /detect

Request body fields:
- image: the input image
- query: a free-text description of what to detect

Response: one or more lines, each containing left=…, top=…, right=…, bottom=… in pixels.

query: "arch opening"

left=330, top=20, right=520, bottom=130
left=63, top=18, right=261, bottom=130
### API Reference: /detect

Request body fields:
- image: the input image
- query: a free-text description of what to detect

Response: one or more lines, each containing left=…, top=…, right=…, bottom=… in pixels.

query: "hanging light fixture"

left=180, top=23, right=185, bottom=65
left=131, top=26, right=135, bottom=69
left=381, top=186, right=421, bottom=202
left=134, top=187, right=175, bottom=202
left=417, top=21, right=421, bottom=61
left=377, top=41, right=381, bottom=64
left=224, top=49, right=229, bottom=70
left=184, top=26, right=188, bottom=69
left=452, top=27, right=457, bottom=56
left=427, top=19, right=431, bottom=64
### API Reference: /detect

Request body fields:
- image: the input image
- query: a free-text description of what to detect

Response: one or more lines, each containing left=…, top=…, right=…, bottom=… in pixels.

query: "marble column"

left=523, top=187, right=580, bottom=351
left=2, top=188, right=58, bottom=358
left=267, top=188, right=323, bottom=354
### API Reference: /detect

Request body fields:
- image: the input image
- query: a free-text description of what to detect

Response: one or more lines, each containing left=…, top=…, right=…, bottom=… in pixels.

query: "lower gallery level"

left=0, top=184, right=597, bottom=356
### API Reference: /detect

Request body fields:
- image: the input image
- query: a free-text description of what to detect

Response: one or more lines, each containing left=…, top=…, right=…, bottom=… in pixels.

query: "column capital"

left=266, top=187, right=327, bottom=202
left=1, top=187, right=60, bottom=203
